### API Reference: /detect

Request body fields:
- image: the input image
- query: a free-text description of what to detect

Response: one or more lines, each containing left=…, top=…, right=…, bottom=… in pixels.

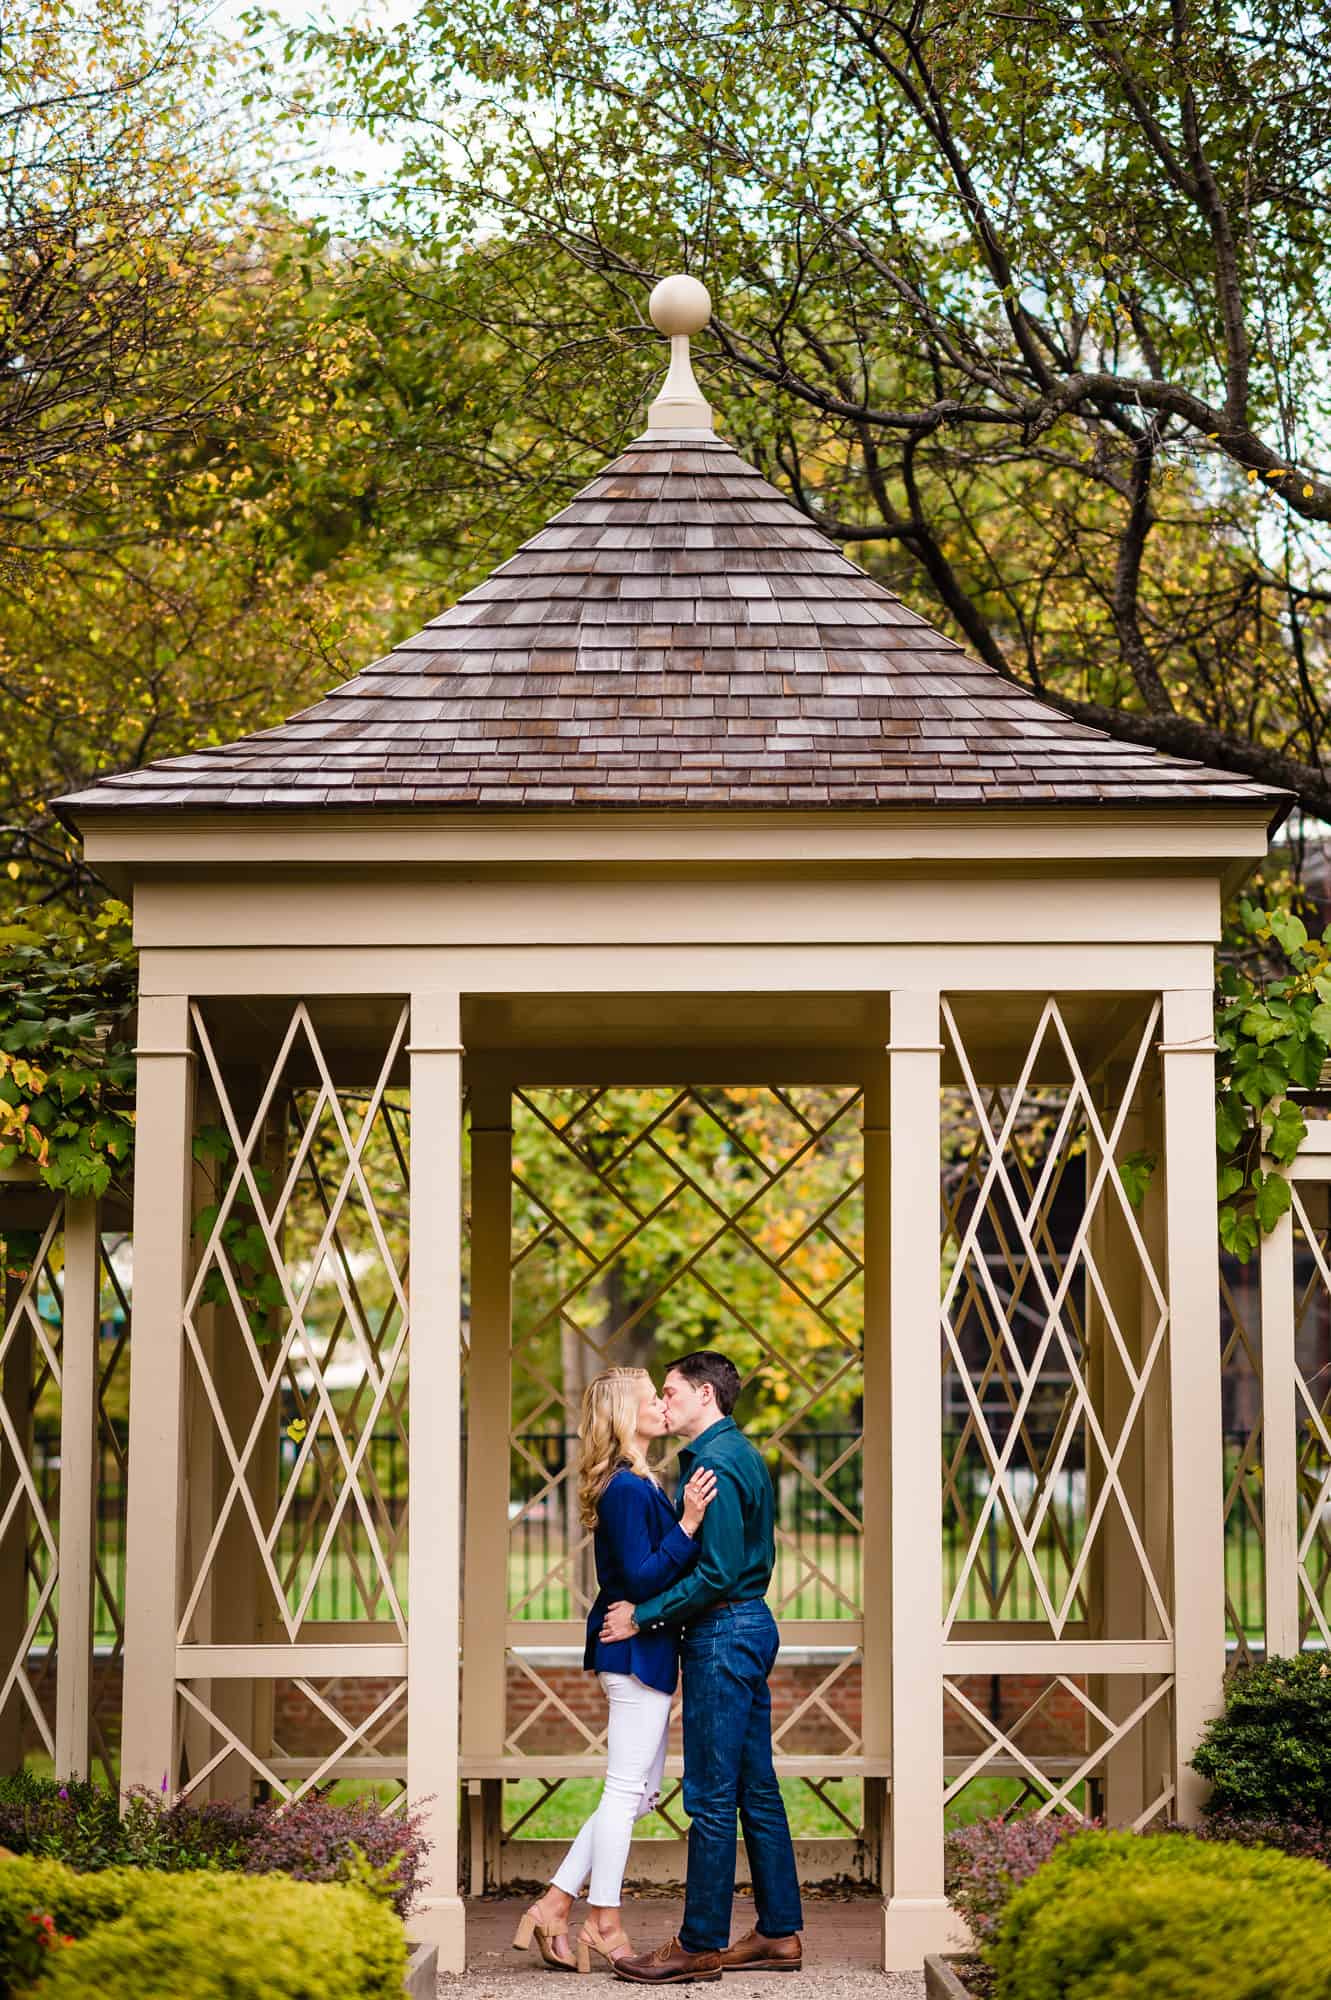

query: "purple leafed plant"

left=0, top=1774, right=432, bottom=1921
left=945, top=1813, right=1096, bottom=1949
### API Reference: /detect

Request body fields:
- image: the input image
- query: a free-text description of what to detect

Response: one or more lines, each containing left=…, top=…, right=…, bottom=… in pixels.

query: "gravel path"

left=439, top=1894, right=926, bottom=1995
left=438, top=1974, right=925, bottom=1998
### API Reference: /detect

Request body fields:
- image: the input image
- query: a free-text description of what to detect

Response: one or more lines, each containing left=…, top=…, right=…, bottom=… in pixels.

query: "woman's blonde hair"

left=576, top=1367, right=660, bottom=1528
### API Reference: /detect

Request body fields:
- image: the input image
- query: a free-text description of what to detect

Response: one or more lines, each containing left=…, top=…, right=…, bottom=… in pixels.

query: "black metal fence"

left=29, top=1421, right=1267, bottom=1638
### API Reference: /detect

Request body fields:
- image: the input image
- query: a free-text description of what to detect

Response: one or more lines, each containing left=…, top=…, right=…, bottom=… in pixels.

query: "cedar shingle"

left=59, top=432, right=1286, bottom=818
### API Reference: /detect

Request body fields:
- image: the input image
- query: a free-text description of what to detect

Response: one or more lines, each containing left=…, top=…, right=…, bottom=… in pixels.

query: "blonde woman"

left=513, top=1367, right=716, bottom=1973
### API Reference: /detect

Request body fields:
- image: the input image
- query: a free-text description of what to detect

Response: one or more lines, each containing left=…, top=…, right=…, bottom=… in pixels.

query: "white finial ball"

left=649, top=273, right=711, bottom=336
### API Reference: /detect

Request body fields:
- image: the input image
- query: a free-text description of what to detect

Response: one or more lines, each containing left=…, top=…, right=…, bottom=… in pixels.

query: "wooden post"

left=860, top=1051, right=890, bottom=1891
left=884, top=991, right=951, bottom=1968
left=461, top=1075, right=512, bottom=1894
left=55, top=1196, right=100, bottom=1779
left=1161, top=987, right=1227, bottom=1821
left=1087, top=1090, right=1151, bottom=1825
left=1259, top=1200, right=1300, bottom=1657
left=407, top=992, right=466, bottom=1968
left=120, top=993, right=196, bottom=1799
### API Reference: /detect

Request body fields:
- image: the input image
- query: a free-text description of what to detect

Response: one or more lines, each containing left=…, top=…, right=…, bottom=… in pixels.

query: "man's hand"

left=601, top=1599, right=639, bottom=1643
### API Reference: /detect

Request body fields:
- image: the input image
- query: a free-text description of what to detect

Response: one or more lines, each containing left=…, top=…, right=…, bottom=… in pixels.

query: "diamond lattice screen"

left=0, top=1210, right=63, bottom=1762
left=940, top=999, right=1171, bottom=1640
left=509, top=1084, right=864, bottom=1628
left=943, top=1671, right=1175, bottom=1826
left=1220, top=1261, right=1263, bottom=1669
left=181, top=1003, right=410, bottom=1646
left=1290, top=1181, right=1331, bottom=1646
left=503, top=1084, right=864, bottom=1780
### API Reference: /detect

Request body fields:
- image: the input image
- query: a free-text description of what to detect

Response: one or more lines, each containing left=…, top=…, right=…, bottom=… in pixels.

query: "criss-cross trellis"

left=168, top=1001, right=412, bottom=1808
left=1289, top=1182, right=1331, bottom=1646
left=937, top=997, right=1177, bottom=1827
left=0, top=1208, right=64, bottom=1761
left=940, top=999, right=1170, bottom=1645
left=942, top=1672, right=1176, bottom=1827
left=181, top=1001, right=411, bottom=1646
left=502, top=1082, right=865, bottom=1833
left=1220, top=1265, right=1264, bottom=1670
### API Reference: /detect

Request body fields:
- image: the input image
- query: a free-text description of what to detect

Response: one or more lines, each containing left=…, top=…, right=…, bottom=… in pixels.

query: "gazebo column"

left=121, top=992, right=197, bottom=1796
left=54, top=1195, right=101, bottom=1779
left=883, top=990, right=950, bottom=1968
left=1086, top=1081, right=1163, bottom=1825
left=1161, top=987, right=1226, bottom=1820
left=408, top=992, right=466, bottom=1968
left=860, top=1051, right=890, bottom=1889
left=461, top=1074, right=512, bottom=1893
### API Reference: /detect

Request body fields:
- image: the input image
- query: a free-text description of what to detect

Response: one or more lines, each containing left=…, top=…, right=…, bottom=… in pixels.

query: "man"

left=600, top=1350, right=804, bottom=1983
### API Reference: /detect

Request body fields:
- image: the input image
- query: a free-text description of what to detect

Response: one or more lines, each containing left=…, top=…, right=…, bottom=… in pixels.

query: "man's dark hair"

left=666, top=1350, right=741, bottom=1416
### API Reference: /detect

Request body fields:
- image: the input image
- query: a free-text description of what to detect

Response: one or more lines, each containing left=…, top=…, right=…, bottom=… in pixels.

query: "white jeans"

left=550, top=1671, right=673, bottom=1907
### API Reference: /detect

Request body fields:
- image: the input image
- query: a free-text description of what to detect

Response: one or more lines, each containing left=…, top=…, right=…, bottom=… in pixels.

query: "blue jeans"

left=678, top=1599, right=804, bottom=1953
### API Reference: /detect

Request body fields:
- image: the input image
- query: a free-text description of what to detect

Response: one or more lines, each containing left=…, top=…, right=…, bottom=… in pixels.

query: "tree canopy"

left=275, top=0, right=1331, bottom=817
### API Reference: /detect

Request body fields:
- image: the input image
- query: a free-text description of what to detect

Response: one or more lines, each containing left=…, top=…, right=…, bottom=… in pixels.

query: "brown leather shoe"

left=719, top=1928, right=803, bottom=1973
left=613, top=1935, right=723, bottom=1983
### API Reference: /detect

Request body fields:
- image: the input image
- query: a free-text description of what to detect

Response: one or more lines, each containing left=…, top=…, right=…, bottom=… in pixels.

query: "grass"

left=501, top=1775, right=862, bottom=1841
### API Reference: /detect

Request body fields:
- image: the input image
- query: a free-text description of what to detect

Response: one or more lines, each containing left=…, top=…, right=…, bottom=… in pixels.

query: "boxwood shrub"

left=1190, top=1651, right=1331, bottom=1822
left=992, top=1829, right=1331, bottom=1999
left=0, top=1855, right=406, bottom=1999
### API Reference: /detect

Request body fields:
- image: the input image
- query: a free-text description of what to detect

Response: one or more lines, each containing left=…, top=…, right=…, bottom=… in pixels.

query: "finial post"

left=646, top=274, right=713, bottom=434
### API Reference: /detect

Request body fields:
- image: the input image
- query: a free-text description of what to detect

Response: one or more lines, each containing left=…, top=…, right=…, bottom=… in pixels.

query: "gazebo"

left=54, top=276, right=1286, bottom=1971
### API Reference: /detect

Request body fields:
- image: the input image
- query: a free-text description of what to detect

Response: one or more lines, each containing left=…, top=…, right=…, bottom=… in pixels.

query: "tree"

left=275, top=0, right=1331, bottom=816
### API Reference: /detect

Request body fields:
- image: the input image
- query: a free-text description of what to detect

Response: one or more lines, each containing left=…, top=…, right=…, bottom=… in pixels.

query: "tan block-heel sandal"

left=575, top=1924, right=635, bottom=1974
left=512, top=1904, right=577, bottom=1971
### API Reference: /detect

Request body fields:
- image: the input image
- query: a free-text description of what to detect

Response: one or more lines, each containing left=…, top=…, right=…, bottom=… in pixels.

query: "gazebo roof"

left=59, top=283, right=1286, bottom=822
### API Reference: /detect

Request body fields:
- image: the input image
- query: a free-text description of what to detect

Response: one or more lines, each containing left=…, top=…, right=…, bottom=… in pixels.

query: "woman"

left=513, top=1366, right=716, bottom=1973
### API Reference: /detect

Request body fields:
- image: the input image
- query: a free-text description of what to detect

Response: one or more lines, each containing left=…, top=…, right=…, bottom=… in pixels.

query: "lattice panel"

left=508, top=1083, right=864, bottom=1623
left=941, top=1000, right=1170, bottom=1639
left=181, top=1003, right=411, bottom=1643
left=0, top=1209, right=63, bottom=1761
left=943, top=1671, right=1175, bottom=1826
left=1220, top=1261, right=1263, bottom=1669
left=175, top=1675, right=408, bottom=1810
left=1289, top=1182, right=1331, bottom=1646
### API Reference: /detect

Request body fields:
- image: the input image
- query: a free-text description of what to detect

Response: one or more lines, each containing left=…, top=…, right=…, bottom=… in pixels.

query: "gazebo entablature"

left=53, top=279, right=1287, bottom=1973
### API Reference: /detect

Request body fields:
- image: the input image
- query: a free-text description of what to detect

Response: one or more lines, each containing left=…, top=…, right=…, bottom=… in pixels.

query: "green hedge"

left=992, top=1830, right=1331, bottom=1999
left=0, top=1855, right=406, bottom=1999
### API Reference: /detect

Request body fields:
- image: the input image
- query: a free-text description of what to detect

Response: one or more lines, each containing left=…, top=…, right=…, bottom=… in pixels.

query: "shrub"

left=1190, top=1651, right=1331, bottom=1822
left=0, top=1776, right=430, bottom=1919
left=944, top=1813, right=1091, bottom=1949
left=992, top=1829, right=1331, bottom=1999
left=1191, top=1811, right=1331, bottom=1866
left=0, top=1855, right=406, bottom=2000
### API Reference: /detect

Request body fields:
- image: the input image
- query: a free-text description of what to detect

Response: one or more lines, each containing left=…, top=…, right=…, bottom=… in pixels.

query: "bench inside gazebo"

left=29, top=274, right=1289, bottom=1971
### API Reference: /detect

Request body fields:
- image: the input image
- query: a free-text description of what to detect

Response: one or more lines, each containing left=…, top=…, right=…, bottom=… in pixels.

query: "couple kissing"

left=512, top=1351, right=805, bottom=1982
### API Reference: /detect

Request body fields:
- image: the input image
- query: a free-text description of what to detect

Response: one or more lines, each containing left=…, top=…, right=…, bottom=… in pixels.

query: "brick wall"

left=41, top=1651, right=1089, bottom=1765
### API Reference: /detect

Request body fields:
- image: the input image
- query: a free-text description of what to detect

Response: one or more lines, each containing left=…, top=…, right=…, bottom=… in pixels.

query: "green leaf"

left=1270, top=911, right=1309, bottom=955
left=1217, top=1163, right=1245, bottom=1201
left=1264, top=1098, right=1307, bottom=1163
left=1219, top=1203, right=1260, bottom=1261
left=1118, top=1149, right=1157, bottom=1207
left=1253, top=1169, right=1293, bottom=1230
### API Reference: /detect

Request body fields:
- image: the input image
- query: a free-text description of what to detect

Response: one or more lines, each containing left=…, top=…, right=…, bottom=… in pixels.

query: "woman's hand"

left=679, top=1466, right=717, bottom=1536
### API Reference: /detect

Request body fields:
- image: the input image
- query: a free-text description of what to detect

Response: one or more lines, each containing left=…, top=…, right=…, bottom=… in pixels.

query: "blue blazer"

left=583, top=1466, right=698, bottom=1694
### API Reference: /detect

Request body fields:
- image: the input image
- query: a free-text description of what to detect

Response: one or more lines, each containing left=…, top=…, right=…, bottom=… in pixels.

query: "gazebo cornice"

left=74, top=800, right=1275, bottom=881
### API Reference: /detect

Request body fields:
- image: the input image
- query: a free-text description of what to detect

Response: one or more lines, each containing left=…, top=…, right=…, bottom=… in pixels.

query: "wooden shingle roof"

left=61, top=432, right=1284, bottom=816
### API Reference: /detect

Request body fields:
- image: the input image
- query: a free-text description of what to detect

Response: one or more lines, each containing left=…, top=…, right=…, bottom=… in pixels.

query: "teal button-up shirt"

left=633, top=1416, right=775, bottom=1631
